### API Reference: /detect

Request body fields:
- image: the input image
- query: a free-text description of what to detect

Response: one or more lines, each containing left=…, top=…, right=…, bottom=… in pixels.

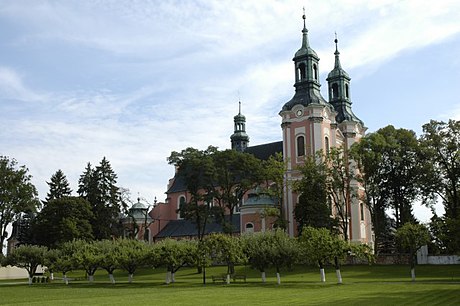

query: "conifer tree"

left=46, top=169, right=72, bottom=202
left=78, top=158, right=127, bottom=240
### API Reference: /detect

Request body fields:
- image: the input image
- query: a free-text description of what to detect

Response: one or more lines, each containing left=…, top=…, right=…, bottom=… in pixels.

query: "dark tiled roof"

left=155, top=215, right=240, bottom=238
left=245, top=141, right=283, bottom=160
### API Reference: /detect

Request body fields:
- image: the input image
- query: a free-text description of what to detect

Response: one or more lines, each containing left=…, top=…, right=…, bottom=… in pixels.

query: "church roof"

left=155, top=215, right=240, bottom=238
left=245, top=141, right=283, bottom=160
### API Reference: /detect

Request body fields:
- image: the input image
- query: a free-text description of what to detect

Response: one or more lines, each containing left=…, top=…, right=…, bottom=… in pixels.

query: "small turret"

left=230, top=101, right=249, bottom=152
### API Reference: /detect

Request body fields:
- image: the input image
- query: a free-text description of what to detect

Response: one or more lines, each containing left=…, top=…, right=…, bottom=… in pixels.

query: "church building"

left=142, top=13, right=373, bottom=245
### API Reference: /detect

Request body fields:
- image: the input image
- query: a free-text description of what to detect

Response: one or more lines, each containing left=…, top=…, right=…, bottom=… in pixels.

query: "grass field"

left=1, top=265, right=459, bottom=305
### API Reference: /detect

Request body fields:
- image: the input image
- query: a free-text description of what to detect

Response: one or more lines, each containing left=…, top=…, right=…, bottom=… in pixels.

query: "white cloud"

left=1, top=0, right=459, bottom=212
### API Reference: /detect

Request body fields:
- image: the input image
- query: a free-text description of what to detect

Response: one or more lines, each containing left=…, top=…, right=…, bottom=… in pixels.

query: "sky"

left=1, top=0, right=459, bottom=222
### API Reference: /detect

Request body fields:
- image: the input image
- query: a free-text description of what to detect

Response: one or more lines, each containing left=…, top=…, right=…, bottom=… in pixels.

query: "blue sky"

left=1, top=0, right=459, bottom=221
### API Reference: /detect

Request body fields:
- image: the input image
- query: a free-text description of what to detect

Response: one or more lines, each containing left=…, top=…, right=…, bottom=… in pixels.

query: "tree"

left=95, top=239, right=119, bottom=284
left=32, top=196, right=94, bottom=248
left=5, top=245, right=47, bottom=285
left=395, top=223, right=430, bottom=281
left=115, top=239, right=149, bottom=283
left=44, top=245, right=74, bottom=285
left=212, top=149, right=264, bottom=234
left=71, top=239, right=100, bottom=283
left=351, top=133, right=394, bottom=253
left=265, top=229, right=299, bottom=285
left=242, top=231, right=275, bottom=283
left=45, top=169, right=72, bottom=202
left=351, top=126, right=421, bottom=250
left=298, top=226, right=336, bottom=283
left=419, top=120, right=460, bottom=253
left=78, top=158, right=127, bottom=240
left=294, top=154, right=336, bottom=232
left=0, top=156, right=40, bottom=254
left=262, top=152, right=288, bottom=229
left=154, top=239, right=196, bottom=284
left=168, top=146, right=221, bottom=241
left=323, top=148, right=356, bottom=241
left=204, top=233, right=246, bottom=284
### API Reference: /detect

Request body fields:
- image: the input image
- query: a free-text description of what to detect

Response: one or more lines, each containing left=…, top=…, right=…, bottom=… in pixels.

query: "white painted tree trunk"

left=411, top=268, right=416, bottom=282
left=336, top=269, right=342, bottom=284
left=172, top=272, right=176, bottom=283
left=63, top=273, right=69, bottom=285
left=320, top=268, right=326, bottom=282
left=28, top=277, right=33, bottom=285
left=88, top=275, right=94, bottom=283
left=165, top=271, right=171, bottom=284
left=50, top=272, right=54, bottom=281
left=226, top=274, right=231, bottom=284
left=109, top=274, right=115, bottom=284
left=128, top=274, right=134, bottom=283
left=261, top=271, right=266, bottom=283
left=276, top=272, right=281, bottom=285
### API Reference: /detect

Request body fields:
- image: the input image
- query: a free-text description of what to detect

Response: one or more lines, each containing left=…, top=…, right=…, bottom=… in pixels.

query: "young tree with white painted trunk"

left=155, top=239, right=196, bottom=284
left=204, top=233, right=246, bottom=284
left=71, top=240, right=99, bottom=283
left=242, top=232, right=272, bottom=283
left=44, top=247, right=74, bottom=285
left=95, top=239, right=119, bottom=284
left=116, top=239, right=150, bottom=283
left=5, top=244, right=47, bottom=285
left=266, top=229, right=299, bottom=285
left=396, top=222, right=430, bottom=281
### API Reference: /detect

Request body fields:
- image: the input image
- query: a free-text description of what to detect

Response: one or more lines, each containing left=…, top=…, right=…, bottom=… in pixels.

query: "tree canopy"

left=0, top=156, right=39, bottom=255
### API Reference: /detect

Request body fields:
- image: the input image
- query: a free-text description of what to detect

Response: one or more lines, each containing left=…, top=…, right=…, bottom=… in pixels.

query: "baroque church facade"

left=139, top=14, right=373, bottom=245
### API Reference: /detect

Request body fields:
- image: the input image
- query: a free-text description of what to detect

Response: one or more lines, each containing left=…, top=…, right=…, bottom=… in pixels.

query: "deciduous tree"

left=5, top=244, right=47, bottom=285
left=0, top=156, right=39, bottom=254
left=395, top=222, right=430, bottom=281
left=32, top=196, right=94, bottom=248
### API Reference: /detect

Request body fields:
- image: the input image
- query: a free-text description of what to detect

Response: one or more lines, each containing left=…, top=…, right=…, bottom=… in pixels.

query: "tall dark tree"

left=351, top=132, right=393, bottom=252
left=212, top=149, right=263, bottom=234
left=46, top=169, right=72, bottom=202
left=419, top=120, right=460, bottom=218
left=168, top=146, right=221, bottom=241
left=78, top=158, right=127, bottom=240
left=419, top=119, right=460, bottom=253
left=0, top=156, right=40, bottom=254
left=351, top=126, right=420, bottom=229
left=31, top=196, right=94, bottom=248
left=294, top=155, right=336, bottom=232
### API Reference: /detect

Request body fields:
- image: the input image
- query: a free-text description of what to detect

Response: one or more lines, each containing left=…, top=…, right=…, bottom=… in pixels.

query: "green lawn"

left=1, top=265, right=459, bottom=305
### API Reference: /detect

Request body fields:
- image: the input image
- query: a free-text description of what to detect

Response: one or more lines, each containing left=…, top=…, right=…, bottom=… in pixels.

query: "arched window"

left=360, top=203, right=365, bottom=221
left=245, top=223, right=254, bottom=233
left=325, top=136, right=330, bottom=154
left=297, top=136, right=305, bottom=157
left=345, top=84, right=349, bottom=98
left=313, top=64, right=318, bottom=80
left=298, top=63, right=306, bottom=81
left=332, top=83, right=339, bottom=99
left=178, top=196, right=186, bottom=219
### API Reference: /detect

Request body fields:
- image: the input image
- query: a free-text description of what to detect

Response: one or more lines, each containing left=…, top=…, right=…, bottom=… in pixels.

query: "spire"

left=281, top=9, right=328, bottom=112
left=301, top=7, right=309, bottom=50
left=334, top=32, right=342, bottom=69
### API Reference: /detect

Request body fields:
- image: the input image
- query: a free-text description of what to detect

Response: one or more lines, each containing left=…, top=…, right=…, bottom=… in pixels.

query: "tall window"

left=178, top=196, right=186, bottom=219
left=345, top=84, right=349, bottom=98
left=360, top=203, right=365, bottom=221
left=325, top=136, right=330, bottom=153
left=297, top=136, right=305, bottom=157
left=298, top=63, right=306, bottom=81
left=313, top=64, right=318, bottom=80
left=332, top=83, right=339, bottom=99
